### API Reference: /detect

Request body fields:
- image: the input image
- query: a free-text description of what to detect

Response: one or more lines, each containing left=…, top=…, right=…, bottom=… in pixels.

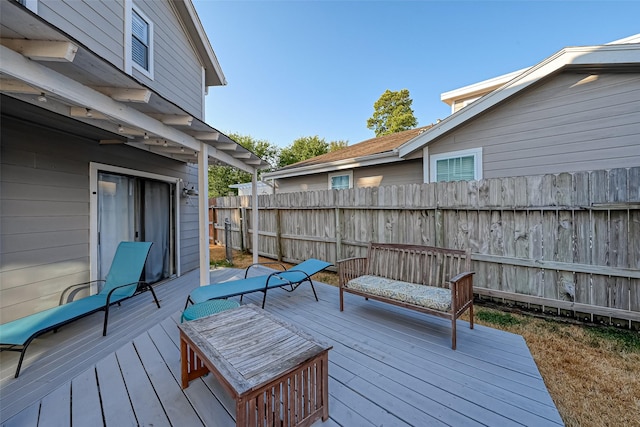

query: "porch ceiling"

left=0, top=0, right=267, bottom=172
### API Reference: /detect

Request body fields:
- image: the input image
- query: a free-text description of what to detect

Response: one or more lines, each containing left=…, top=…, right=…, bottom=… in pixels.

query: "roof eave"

left=172, top=0, right=226, bottom=87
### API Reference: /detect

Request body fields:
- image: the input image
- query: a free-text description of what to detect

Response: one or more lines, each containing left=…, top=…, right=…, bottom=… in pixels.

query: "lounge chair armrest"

left=337, top=257, right=368, bottom=287
left=105, top=281, right=144, bottom=304
left=244, top=261, right=287, bottom=278
left=59, top=280, right=105, bottom=305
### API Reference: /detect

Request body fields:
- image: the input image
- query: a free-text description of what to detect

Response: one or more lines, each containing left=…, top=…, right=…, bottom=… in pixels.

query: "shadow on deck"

left=0, top=268, right=564, bottom=426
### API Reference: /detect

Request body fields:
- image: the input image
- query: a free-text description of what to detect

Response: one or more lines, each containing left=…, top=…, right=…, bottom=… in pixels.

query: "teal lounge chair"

left=0, top=241, right=159, bottom=378
left=186, top=258, right=332, bottom=309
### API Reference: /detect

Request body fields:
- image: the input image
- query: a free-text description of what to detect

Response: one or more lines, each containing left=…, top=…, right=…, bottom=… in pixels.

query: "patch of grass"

left=584, top=326, right=640, bottom=353
left=476, top=309, right=523, bottom=327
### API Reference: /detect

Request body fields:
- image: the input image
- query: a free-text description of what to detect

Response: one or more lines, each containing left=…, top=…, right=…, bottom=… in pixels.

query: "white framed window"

left=328, top=171, right=353, bottom=190
left=16, top=0, right=38, bottom=13
left=126, top=4, right=154, bottom=79
left=430, top=148, right=482, bottom=182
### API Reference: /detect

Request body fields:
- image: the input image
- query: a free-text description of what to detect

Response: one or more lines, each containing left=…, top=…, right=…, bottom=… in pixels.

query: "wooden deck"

left=0, top=268, right=564, bottom=426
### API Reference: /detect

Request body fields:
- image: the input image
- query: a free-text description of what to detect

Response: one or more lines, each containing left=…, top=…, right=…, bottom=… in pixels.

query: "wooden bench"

left=338, top=242, right=475, bottom=349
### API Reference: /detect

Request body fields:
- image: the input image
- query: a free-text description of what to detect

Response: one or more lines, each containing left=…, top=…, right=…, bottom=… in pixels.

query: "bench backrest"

left=366, top=242, right=471, bottom=288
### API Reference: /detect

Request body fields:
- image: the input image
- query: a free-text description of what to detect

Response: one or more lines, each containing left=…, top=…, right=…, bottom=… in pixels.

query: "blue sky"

left=193, top=1, right=640, bottom=148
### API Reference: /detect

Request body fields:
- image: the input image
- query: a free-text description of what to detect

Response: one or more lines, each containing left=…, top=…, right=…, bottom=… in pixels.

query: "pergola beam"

left=1, top=39, right=77, bottom=62
left=93, top=86, right=152, bottom=103
left=0, top=44, right=256, bottom=173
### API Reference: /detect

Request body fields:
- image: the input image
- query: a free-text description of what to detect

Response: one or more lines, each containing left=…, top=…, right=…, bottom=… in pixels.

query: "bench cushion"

left=344, top=275, right=451, bottom=312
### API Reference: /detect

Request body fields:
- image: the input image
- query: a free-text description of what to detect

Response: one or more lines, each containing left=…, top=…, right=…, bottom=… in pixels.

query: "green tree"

left=329, top=140, right=349, bottom=152
left=278, top=135, right=329, bottom=167
left=208, top=133, right=279, bottom=198
left=366, top=89, right=418, bottom=137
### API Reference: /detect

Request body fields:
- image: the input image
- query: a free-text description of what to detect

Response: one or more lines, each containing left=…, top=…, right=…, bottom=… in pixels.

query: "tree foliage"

left=208, top=133, right=278, bottom=198
left=278, top=135, right=329, bottom=167
left=329, top=140, right=349, bottom=152
left=209, top=134, right=350, bottom=197
left=366, top=89, right=418, bottom=137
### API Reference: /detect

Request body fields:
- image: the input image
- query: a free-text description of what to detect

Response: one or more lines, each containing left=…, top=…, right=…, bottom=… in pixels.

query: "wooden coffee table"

left=178, top=303, right=332, bottom=427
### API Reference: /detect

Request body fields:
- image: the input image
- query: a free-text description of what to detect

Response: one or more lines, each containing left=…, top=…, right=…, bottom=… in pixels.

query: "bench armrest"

left=449, top=271, right=475, bottom=316
left=337, top=257, right=368, bottom=288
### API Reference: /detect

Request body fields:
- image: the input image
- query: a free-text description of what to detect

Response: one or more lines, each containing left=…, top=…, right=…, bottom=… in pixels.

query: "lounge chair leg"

left=15, top=350, right=26, bottom=378
left=147, top=284, right=161, bottom=308
left=103, top=306, right=111, bottom=336
left=262, top=291, right=267, bottom=309
left=309, top=280, right=319, bottom=302
left=14, top=337, right=36, bottom=378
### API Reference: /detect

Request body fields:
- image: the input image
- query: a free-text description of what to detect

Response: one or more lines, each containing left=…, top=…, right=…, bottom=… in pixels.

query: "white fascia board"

left=175, top=0, right=226, bottom=86
left=440, top=67, right=530, bottom=106
left=262, top=151, right=402, bottom=180
left=0, top=44, right=253, bottom=173
left=399, top=44, right=640, bottom=158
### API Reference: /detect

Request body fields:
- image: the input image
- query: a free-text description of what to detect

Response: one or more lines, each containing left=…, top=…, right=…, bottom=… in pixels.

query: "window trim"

left=125, top=3, right=154, bottom=79
left=328, top=171, right=353, bottom=190
left=430, top=147, right=483, bottom=182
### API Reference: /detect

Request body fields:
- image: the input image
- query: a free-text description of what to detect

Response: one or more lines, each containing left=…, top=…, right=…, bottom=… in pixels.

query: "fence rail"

left=214, top=167, right=640, bottom=328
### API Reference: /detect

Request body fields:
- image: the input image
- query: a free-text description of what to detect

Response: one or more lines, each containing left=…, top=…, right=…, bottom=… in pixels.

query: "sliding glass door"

left=97, top=172, right=174, bottom=283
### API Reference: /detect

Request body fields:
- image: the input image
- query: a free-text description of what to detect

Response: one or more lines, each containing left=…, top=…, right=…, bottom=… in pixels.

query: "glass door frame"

left=89, top=162, right=182, bottom=287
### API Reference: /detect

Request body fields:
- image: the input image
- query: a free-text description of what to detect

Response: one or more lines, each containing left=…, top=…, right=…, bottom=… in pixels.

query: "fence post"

left=240, top=207, right=247, bottom=252
left=224, top=218, right=232, bottom=263
left=275, top=208, right=282, bottom=262
left=335, top=207, right=342, bottom=262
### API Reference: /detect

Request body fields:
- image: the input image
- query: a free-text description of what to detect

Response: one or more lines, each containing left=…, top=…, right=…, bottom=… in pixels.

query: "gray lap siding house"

left=427, top=72, right=640, bottom=178
left=1, top=1, right=265, bottom=323
left=275, top=160, right=424, bottom=193
left=35, top=0, right=206, bottom=116
left=1, top=111, right=198, bottom=323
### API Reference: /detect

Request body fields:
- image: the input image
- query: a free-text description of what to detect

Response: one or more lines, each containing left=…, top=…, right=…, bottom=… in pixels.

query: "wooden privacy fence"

left=214, top=167, right=640, bottom=328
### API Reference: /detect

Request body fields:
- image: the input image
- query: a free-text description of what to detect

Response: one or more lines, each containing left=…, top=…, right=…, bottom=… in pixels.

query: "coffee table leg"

left=181, top=336, right=189, bottom=389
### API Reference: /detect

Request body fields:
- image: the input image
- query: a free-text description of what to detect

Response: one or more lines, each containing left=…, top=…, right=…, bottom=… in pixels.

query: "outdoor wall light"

left=37, top=92, right=47, bottom=103
left=85, top=108, right=93, bottom=117
left=182, top=186, right=198, bottom=198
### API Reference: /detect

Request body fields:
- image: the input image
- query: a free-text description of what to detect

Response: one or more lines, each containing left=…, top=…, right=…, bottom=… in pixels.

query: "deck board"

left=70, top=367, right=102, bottom=426
left=1, top=267, right=564, bottom=426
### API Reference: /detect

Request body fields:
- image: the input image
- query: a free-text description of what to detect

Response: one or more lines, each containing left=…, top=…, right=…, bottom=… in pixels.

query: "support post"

left=252, top=169, right=259, bottom=264
left=335, top=207, right=342, bottom=262
left=198, top=143, right=210, bottom=286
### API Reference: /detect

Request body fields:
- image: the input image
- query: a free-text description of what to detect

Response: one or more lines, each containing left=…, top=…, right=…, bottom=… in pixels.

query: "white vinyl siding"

left=431, top=148, right=482, bottom=182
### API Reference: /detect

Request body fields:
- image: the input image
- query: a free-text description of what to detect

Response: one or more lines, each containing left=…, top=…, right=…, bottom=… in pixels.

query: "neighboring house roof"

left=263, top=125, right=432, bottom=180
left=398, top=37, right=640, bottom=158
